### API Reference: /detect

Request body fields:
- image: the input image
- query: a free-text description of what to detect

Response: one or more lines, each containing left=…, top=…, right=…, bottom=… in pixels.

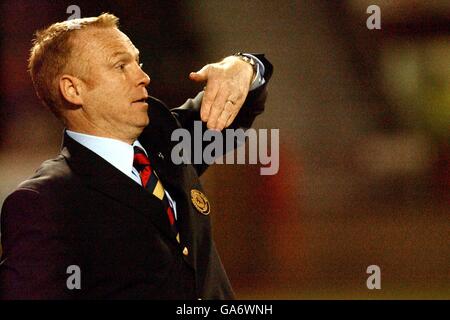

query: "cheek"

left=82, top=75, right=139, bottom=119
left=86, top=82, right=127, bottom=107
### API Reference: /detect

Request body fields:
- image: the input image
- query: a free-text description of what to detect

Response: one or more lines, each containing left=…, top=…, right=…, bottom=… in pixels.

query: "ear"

left=59, top=74, right=84, bottom=106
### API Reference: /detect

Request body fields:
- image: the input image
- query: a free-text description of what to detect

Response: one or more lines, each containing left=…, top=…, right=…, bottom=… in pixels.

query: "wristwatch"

left=233, top=52, right=257, bottom=75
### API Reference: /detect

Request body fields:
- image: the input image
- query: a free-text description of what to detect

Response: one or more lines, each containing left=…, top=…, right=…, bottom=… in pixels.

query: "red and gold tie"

left=133, top=146, right=178, bottom=236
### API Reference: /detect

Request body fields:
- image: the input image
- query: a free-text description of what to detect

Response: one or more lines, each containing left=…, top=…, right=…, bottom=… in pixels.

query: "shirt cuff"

left=242, top=53, right=266, bottom=91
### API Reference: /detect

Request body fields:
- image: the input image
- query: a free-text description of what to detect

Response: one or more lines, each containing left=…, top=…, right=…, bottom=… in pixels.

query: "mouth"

left=132, top=96, right=149, bottom=105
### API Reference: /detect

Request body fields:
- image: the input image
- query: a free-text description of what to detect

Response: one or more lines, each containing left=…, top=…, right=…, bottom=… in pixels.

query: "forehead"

left=75, top=27, right=139, bottom=60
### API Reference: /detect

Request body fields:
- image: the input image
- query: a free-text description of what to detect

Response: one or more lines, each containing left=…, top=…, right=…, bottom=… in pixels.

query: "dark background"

left=1, top=0, right=448, bottom=299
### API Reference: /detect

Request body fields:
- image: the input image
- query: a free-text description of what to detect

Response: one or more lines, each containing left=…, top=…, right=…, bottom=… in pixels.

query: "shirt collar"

left=66, top=130, right=147, bottom=179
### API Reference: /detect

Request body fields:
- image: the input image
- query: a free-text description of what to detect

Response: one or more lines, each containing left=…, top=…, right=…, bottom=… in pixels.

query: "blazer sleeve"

left=0, top=189, right=77, bottom=299
left=170, top=54, right=273, bottom=176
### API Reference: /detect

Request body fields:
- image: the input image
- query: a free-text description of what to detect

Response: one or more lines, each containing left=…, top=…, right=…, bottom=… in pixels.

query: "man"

left=0, top=13, right=272, bottom=299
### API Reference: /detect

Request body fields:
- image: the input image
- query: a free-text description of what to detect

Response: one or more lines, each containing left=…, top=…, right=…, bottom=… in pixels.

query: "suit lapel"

left=60, top=132, right=178, bottom=245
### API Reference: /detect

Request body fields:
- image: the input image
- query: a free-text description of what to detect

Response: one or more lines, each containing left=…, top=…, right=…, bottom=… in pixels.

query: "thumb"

left=189, top=65, right=209, bottom=82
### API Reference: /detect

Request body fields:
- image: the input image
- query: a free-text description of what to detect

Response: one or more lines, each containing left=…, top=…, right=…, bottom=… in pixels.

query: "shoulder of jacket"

left=15, top=154, right=74, bottom=195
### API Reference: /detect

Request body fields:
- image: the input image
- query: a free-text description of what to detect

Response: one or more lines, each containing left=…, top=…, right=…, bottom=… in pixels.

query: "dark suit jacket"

left=0, top=55, right=273, bottom=299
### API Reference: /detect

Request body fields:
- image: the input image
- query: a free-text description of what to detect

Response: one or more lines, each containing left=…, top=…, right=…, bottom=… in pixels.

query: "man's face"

left=73, top=27, right=151, bottom=141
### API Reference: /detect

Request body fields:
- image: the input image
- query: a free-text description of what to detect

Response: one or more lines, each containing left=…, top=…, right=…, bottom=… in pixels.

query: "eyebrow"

left=109, top=50, right=140, bottom=63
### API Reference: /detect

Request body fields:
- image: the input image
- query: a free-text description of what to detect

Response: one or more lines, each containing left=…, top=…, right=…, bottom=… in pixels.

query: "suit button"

left=182, top=247, right=189, bottom=256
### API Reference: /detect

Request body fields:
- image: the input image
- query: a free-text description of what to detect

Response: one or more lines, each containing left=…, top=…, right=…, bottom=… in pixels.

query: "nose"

left=136, top=66, right=150, bottom=87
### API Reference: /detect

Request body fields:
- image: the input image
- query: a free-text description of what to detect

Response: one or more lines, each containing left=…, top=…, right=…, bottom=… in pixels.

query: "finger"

left=225, top=97, right=245, bottom=128
left=225, top=111, right=237, bottom=128
left=218, top=90, right=242, bottom=125
left=189, top=65, right=209, bottom=82
left=224, top=98, right=244, bottom=128
left=201, top=80, right=219, bottom=122
left=206, top=88, right=230, bottom=130
left=215, top=101, right=235, bottom=131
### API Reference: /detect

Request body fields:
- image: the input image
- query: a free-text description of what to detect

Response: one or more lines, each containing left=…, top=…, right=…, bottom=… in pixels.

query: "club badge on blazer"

left=191, top=189, right=210, bottom=215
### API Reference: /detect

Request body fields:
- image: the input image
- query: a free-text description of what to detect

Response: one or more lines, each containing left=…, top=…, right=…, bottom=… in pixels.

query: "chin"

left=143, top=113, right=150, bottom=125
left=137, top=114, right=150, bottom=128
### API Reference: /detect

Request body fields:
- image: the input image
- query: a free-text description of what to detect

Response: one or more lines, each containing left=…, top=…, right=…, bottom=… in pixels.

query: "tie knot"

left=133, top=146, right=150, bottom=168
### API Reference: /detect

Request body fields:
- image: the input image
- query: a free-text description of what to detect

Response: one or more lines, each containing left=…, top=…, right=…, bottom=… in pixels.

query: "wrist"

left=222, top=55, right=253, bottom=86
left=234, top=52, right=256, bottom=79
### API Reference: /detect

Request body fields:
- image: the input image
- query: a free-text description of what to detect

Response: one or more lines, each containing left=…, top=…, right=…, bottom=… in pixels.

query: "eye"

left=116, top=63, right=126, bottom=71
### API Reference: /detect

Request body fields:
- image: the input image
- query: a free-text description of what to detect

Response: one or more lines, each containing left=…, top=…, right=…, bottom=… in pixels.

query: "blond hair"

left=28, top=13, right=119, bottom=117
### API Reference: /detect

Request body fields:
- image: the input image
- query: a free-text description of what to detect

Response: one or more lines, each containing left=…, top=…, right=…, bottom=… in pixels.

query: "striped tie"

left=133, top=146, right=178, bottom=236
